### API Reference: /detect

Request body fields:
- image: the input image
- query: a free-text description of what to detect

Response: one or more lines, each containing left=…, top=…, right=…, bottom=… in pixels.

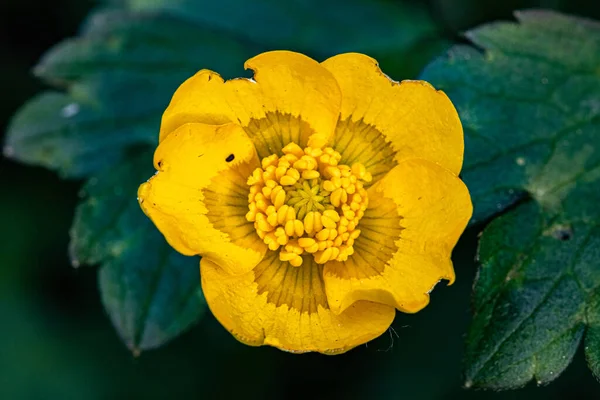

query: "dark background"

left=2, top=1, right=600, bottom=399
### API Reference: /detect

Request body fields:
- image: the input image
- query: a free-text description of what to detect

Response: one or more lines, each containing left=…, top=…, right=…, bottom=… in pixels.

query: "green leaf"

left=71, top=149, right=205, bottom=352
left=121, top=0, right=442, bottom=58
left=4, top=8, right=256, bottom=178
left=5, top=1, right=443, bottom=178
left=37, top=9, right=253, bottom=83
left=4, top=88, right=157, bottom=178
left=422, top=10, right=600, bottom=389
left=587, top=294, right=600, bottom=380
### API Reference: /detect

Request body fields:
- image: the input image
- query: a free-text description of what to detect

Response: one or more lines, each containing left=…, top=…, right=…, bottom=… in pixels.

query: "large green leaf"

left=71, top=149, right=205, bottom=352
left=422, top=10, right=600, bottom=389
left=4, top=9, right=254, bottom=178
left=122, top=0, right=441, bottom=57
left=4, top=1, right=444, bottom=179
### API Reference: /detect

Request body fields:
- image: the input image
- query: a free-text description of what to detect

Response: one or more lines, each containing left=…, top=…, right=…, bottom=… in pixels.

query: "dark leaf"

left=71, top=149, right=205, bottom=352
left=422, top=10, right=600, bottom=389
left=4, top=9, right=255, bottom=178
left=4, top=1, right=443, bottom=178
left=121, top=0, right=442, bottom=58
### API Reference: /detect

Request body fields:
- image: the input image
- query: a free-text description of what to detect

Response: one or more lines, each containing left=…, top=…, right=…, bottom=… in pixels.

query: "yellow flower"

left=138, top=51, right=472, bottom=354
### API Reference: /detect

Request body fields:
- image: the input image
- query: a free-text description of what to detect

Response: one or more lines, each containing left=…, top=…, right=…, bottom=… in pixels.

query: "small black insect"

left=226, top=154, right=235, bottom=162
left=553, top=228, right=573, bottom=241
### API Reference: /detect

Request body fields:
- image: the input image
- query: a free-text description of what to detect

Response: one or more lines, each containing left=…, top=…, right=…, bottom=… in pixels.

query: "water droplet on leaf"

left=61, top=103, right=80, bottom=118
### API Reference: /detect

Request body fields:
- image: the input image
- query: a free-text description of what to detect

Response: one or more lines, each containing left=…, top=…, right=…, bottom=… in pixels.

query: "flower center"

left=246, top=142, right=372, bottom=267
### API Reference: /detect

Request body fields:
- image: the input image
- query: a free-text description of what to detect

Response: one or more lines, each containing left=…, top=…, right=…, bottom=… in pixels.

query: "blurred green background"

left=2, top=0, right=600, bottom=399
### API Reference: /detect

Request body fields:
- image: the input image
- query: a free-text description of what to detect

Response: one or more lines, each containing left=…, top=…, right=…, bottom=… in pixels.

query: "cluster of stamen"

left=246, top=142, right=372, bottom=267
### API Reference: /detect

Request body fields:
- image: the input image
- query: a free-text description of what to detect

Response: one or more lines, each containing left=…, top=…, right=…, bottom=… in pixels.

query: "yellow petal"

left=160, top=51, right=342, bottom=156
left=322, top=53, right=464, bottom=182
left=138, top=122, right=266, bottom=275
left=323, top=159, right=472, bottom=314
left=201, top=253, right=395, bottom=354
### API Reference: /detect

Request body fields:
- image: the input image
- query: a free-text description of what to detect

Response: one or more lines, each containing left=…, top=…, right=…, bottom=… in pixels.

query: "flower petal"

left=323, top=159, right=472, bottom=314
left=322, top=53, right=464, bottom=179
left=160, top=51, right=342, bottom=155
left=201, top=253, right=395, bottom=354
left=138, top=122, right=266, bottom=275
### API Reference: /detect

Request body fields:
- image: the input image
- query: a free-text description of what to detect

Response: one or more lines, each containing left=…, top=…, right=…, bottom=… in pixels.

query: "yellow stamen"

left=246, top=142, right=369, bottom=267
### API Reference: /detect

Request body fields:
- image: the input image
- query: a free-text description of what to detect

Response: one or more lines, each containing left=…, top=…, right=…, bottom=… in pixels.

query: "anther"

left=246, top=142, right=370, bottom=266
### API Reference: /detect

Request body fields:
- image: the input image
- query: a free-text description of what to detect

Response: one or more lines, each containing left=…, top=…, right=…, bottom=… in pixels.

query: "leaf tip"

left=32, top=64, right=45, bottom=78
left=132, top=347, right=142, bottom=358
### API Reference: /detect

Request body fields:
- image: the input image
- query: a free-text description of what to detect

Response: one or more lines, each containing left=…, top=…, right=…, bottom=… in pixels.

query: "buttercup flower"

left=138, top=51, right=472, bottom=354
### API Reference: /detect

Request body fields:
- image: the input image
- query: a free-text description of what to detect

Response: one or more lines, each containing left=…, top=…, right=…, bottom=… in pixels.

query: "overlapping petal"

left=138, top=122, right=266, bottom=275
left=322, top=53, right=464, bottom=183
left=201, top=254, right=395, bottom=354
left=160, top=51, right=342, bottom=156
left=323, top=159, right=472, bottom=314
